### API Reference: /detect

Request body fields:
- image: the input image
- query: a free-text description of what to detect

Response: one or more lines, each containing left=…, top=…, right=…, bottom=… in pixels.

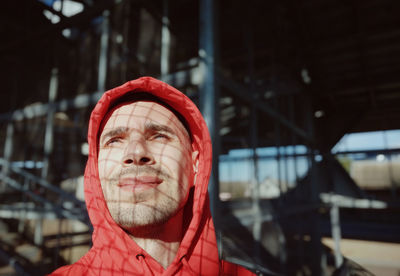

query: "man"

left=51, top=77, right=254, bottom=275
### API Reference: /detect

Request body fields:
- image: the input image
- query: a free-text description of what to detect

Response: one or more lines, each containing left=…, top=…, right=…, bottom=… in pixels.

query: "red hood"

left=55, top=77, right=217, bottom=275
left=86, top=77, right=217, bottom=274
left=51, top=77, right=254, bottom=276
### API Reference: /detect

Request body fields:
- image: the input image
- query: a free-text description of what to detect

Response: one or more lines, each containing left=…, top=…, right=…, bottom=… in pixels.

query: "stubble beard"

left=101, top=166, right=185, bottom=233
left=106, top=194, right=181, bottom=233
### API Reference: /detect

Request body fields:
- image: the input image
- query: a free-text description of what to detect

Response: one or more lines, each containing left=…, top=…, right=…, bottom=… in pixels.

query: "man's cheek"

left=159, top=148, right=185, bottom=163
left=99, top=155, right=120, bottom=177
left=98, top=158, right=108, bottom=178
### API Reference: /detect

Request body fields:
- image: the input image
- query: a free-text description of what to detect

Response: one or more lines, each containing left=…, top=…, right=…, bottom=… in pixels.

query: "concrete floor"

left=323, top=238, right=400, bottom=276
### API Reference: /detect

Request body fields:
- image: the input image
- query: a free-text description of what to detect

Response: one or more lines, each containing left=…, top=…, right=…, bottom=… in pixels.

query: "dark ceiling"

left=1, top=0, right=399, bottom=152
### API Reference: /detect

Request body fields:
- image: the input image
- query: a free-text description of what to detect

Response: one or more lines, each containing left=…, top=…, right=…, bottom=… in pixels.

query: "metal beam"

left=0, top=66, right=204, bottom=123
left=217, top=73, right=312, bottom=143
left=320, top=193, right=387, bottom=209
left=0, top=122, right=14, bottom=191
left=0, top=174, right=86, bottom=222
left=97, top=10, right=110, bottom=93
left=0, top=204, right=62, bottom=220
left=42, top=68, right=59, bottom=180
left=0, top=158, right=85, bottom=208
left=199, top=0, right=220, bottom=222
left=334, top=147, right=400, bottom=156
left=160, top=0, right=170, bottom=78
left=0, top=91, right=103, bottom=122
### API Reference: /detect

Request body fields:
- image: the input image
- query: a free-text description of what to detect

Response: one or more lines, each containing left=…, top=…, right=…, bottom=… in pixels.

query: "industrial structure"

left=0, top=0, right=399, bottom=275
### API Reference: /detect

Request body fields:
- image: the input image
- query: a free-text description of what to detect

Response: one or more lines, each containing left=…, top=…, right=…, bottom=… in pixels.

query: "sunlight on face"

left=98, top=101, right=196, bottom=231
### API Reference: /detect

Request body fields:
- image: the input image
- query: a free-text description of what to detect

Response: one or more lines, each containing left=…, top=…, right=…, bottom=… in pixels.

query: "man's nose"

left=122, top=139, right=154, bottom=166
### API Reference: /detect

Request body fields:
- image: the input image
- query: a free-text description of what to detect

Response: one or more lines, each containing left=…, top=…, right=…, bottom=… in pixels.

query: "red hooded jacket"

left=50, top=77, right=255, bottom=275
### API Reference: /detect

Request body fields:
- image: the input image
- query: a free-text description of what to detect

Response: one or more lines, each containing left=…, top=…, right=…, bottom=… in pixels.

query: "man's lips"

left=118, top=176, right=163, bottom=191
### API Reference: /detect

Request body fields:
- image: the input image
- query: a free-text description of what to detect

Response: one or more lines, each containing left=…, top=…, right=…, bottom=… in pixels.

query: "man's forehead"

left=103, top=101, right=175, bottom=129
left=100, top=99, right=191, bottom=138
left=109, top=101, right=174, bottom=121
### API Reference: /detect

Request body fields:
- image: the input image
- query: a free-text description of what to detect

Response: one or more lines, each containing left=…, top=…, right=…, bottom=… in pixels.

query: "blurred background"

left=0, top=0, right=400, bottom=275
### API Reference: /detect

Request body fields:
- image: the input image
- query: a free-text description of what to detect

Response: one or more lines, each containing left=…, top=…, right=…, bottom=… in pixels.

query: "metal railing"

left=0, top=157, right=89, bottom=224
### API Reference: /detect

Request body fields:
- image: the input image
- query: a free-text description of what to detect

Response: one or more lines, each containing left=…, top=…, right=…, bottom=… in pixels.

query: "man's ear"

left=192, top=150, right=199, bottom=186
left=192, top=150, right=199, bottom=175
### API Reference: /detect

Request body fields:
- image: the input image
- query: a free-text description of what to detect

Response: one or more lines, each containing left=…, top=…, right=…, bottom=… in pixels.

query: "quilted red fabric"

left=50, top=77, right=254, bottom=275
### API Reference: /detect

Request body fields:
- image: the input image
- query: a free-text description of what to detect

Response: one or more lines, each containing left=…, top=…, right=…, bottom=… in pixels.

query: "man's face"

left=98, top=101, right=197, bottom=231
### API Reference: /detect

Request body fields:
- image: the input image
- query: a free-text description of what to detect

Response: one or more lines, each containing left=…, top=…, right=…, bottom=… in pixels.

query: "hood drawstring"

left=135, top=253, right=145, bottom=260
left=178, top=255, right=196, bottom=275
left=136, top=254, right=154, bottom=275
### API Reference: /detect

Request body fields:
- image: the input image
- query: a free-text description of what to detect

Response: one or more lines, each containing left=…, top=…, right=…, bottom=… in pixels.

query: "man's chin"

left=108, top=202, right=177, bottom=230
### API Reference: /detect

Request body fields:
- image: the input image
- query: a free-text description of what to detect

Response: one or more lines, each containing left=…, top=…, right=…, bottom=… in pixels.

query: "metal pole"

left=289, top=94, right=302, bottom=271
left=161, top=0, right=170, bottom=78
left=305, top=93, right=324, bottom=275
left=244, top=4, right=262, bottom=260
left=18, top=178, right=30, bottom=234
left=275, top=98, right=283, bottom=197
left=199, top=0, right=220, bottom=223
left=120, top=1, right=131, bottom=81
left=330, top=203, right=343, bottom=268
left=98, top=10, right=110, bottom=93
left=251, top=105, right=261, bottom=262
left=36, top=67, right=58, bottom=246
left=383, top=131, right=397, bottom=199
left=283, top=143, right=289, bottom=192
left=1, top=122, right=14, bottom=191
left=42, top=68, right=58, bottom=180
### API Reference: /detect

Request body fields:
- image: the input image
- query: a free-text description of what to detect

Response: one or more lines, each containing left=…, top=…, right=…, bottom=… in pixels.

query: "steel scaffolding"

left=0, top=0, right=399, bottom=275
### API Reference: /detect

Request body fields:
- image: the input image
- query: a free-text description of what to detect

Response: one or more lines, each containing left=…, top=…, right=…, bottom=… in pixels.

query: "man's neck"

left=128, top=209, right=184, bottom=269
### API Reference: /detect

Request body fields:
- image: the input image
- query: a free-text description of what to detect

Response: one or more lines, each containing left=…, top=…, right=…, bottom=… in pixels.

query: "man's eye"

left=105, top=137, right=123, bottom=146
left=152, top=133, right=170, bottom=140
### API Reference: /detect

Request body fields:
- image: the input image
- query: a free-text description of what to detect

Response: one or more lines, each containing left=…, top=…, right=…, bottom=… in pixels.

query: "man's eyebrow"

left=145, top=122, right=176, bottom=135
left=100, top=126, right=129, bottom=144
